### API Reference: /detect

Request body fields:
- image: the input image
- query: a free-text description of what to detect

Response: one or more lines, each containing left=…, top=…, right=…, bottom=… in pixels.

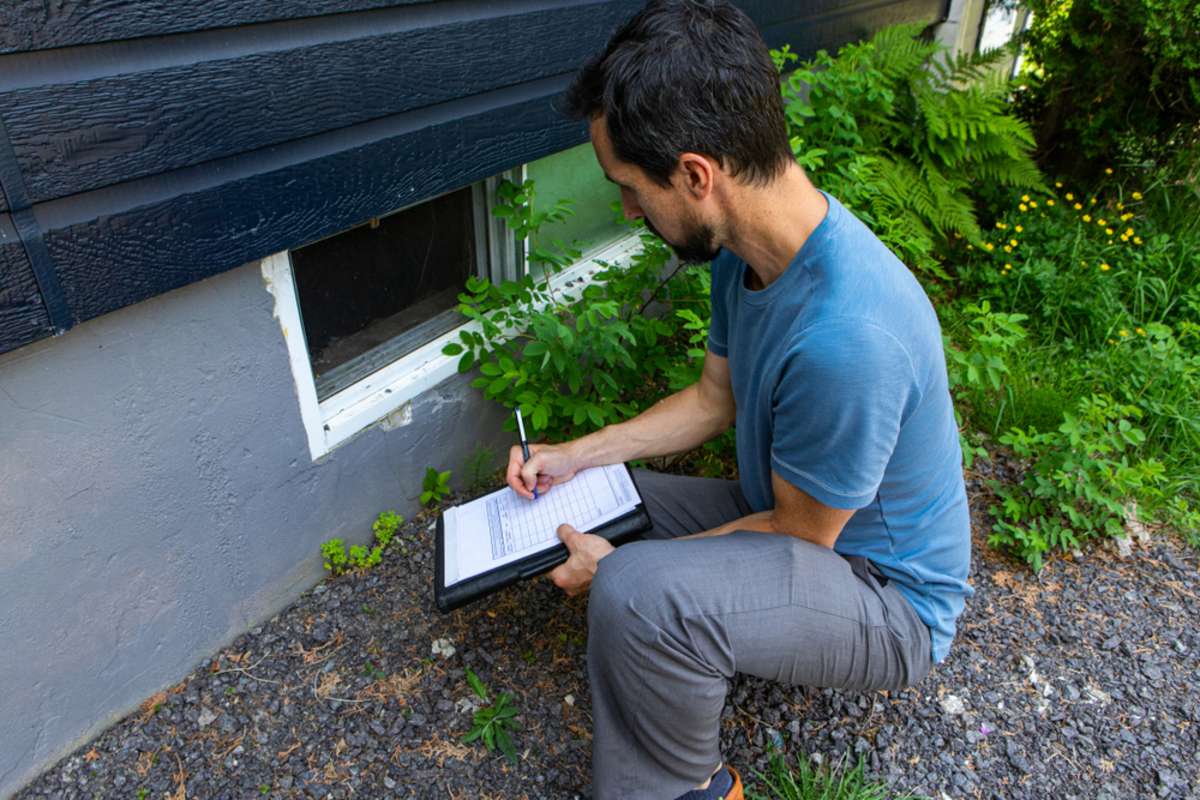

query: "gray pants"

left=587, top=469, right=933, bottom=800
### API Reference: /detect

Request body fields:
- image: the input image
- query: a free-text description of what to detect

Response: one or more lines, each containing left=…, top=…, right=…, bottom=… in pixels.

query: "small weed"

left=320, top=509, right=405, bottom=576
left=461, top=668, right=520, bottom=764
left=224, top=686, right=236, bottom=696
left=362, top=661, right=387, bottom=681
left=259, top=784, right=270, bottom=795
left=361, top=603, right=375, bottom=615
left=521, top=649, right=536, bottom=666
left=748, top=748, right=926, bottom=800
left=421, top=467, right=452, bottom=507
left=137, top=789, right=149, bottom=800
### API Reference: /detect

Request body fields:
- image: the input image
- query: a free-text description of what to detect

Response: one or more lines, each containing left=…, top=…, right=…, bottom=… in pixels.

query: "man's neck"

left=720, top=164, right=828, bottom=291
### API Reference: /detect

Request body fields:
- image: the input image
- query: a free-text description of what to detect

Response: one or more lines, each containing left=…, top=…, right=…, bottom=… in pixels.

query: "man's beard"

left=644, top=216, right=720, bottom=264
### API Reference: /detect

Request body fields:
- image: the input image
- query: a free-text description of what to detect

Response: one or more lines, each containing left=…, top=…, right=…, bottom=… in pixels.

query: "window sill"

left=263, top=231, right=646, bottom=460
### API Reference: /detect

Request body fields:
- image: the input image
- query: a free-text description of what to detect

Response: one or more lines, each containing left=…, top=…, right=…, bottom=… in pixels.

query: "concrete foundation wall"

left=0, top=262, right=511, bottom=797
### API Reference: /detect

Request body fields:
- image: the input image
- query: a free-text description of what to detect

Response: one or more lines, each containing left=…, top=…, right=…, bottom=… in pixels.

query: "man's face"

left=589, top=116, right=720, bottom=264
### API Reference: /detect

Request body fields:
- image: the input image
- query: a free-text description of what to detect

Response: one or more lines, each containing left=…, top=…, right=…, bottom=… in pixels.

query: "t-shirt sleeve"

left=706, top=250, right=731, bottom=357
left=770, top=319, right=922, bottom=509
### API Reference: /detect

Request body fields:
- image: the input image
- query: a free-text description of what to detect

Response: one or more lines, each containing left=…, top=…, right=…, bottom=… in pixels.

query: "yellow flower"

left=1021, top=194, right=1030, bottom=202
left=1009, top=239, right=1019, bottom=247
left=995, top=221, right=1007, bottom=229
left=1082, top=214, right=1092, bottom=222
left=1055, top=181, right=1064, bottom=188
left=1066, top=192, right=1075, bottom=201
left=1121, top=213, right=1134, bottom=221
left=1015, top=225, right=1024, bottom=233
left=1090, top=197, right=1097, bottom=205
left=1132, top=191, right=1143, bottom=200
left=1119, top=329, right=1129, bottom=337
left=1047, top=199, right=1056, bottom=206
left=1106, top=228, right=1114, bottom=235
left=1074, top=203, right=1083, bottom=210
left=1019, top=203, right=1028, bottom=212
left=984, top=243, right=994, bottom=251
left=1133, top=236, right=1143, bottom=245
left=967, top=244, right=974, bottom=250
left=1004, top=245, right=1012, bottom=253
left=1136, top=327, right=1145, bottom=335
left=1100, top=263, right=1111, bottom=271
left=1029, top=200, right=1038, bottom=208
left=1116, top=202, right=1125, bottom=210
left=1105, top=167, right=1114, bottom=175
left=1125, top=227, right=1134, bottom=237
left=1004, top=263, right=1013, bottom=269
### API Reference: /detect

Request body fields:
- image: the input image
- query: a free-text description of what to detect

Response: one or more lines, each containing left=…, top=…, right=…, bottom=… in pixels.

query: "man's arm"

left=678, top=469, right=854, bottom=548
left=548, top=470, right=855, bottom=596
left=506, top=349, right=735, bottom=498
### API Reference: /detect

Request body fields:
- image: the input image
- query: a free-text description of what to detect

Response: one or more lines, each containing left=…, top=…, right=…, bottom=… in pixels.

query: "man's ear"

left=676, top=151, right=716, bottom=199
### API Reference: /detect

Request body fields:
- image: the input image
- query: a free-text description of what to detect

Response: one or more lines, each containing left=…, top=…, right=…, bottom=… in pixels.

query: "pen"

left=514, top=407, right=538, bottom=499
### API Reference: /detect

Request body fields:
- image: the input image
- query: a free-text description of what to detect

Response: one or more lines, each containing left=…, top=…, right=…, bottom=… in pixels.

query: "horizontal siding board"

left=1, top=1, right=638, bottom=203
left=0, top=213, right=52, bottom=354
left=43, top=89, right=582, bottom=325
left=0, top=0, right=430, bottom=54
left=761, top=0, right=945, bottom=52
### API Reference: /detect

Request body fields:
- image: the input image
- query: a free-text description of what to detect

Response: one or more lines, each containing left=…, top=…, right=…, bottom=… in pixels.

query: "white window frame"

left=263, top=171, right=643, bottom=460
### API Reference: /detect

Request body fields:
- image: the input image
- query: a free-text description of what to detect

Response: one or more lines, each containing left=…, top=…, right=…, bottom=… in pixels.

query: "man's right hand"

left=506, top=442, right=581, bottom=500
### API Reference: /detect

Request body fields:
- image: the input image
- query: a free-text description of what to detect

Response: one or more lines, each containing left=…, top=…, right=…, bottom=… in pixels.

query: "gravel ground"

left=15, top=457, right=1200, bottom=800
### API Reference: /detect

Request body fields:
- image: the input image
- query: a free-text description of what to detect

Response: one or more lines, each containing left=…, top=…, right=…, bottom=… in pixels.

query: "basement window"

left=263, top=147, right=639, bottom=460
left=291, top=178, right=520, bottom=401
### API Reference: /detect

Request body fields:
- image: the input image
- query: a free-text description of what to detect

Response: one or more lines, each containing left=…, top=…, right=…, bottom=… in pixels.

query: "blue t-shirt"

left=707, top=191, right=972, bottom=664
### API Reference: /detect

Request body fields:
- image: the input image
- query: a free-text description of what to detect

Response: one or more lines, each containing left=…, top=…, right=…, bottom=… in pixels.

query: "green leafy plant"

left=773, top=24, right=1045, bottom=279
left=321, top=509, right=405, bottom=575
left=420, top=467, right=452, bottom=507
left=372, top=510, right=402, bottom=547
left=320, top=538, right=349, bottom=574
left=988, top=394, right=1166, bottom=570
left=443, top=179, right=701, bottom=442
left=461, top=668, right=520, bottom=764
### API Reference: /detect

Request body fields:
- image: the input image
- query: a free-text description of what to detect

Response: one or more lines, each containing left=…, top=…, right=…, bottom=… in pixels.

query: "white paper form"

left=442, top=464, right=639, bottom=586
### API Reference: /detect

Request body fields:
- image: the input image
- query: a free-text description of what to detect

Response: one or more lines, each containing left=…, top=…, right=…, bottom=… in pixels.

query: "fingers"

left=505, top=444, right=529, bottom=497
left=506, top=443, right=544, bottom=499
left=557, top=523, right=580, bottom=547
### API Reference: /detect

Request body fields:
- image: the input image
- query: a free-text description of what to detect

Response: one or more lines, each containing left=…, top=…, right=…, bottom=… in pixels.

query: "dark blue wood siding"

left=0, top=0, right=947, bottom=356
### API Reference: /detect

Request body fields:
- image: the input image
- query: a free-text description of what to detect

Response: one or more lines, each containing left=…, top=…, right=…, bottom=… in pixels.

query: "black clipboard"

left=434, top=464, right=651, bottom=613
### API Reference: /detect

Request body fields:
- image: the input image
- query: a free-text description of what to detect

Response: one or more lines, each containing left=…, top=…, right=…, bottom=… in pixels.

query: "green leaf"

left=496, top=726, right=518, bottom=764
left=465, top=668, right=489, bottom=702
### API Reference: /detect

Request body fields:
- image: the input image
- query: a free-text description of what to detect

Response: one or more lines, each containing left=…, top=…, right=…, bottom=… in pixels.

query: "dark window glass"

left=291, top=186, right=476, bottom=400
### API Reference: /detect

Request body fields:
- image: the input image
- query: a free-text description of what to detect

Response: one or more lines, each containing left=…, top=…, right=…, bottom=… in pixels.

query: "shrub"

left=988, top=395, right=1165, bottom=570
left=773, top=23, right=1045, bottom=279
left=444, top=179, right=704, bottom=441
left=1016, top=0, right=1200, bottom=176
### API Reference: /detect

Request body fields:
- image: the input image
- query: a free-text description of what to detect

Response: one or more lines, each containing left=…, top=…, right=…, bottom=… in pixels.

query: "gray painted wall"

left=0, top=261, right=510, bottom=797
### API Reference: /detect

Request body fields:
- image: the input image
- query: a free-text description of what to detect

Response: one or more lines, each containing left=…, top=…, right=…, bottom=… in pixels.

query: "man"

left=505, top=2, right=973, bottom=798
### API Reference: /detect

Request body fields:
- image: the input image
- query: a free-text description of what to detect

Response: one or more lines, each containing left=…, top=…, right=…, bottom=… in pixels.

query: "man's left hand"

left=547, top=524, right=614, bottom=596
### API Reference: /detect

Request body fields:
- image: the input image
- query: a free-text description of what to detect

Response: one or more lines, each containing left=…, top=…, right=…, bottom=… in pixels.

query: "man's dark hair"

left=563, top=0, right=793, bottom=188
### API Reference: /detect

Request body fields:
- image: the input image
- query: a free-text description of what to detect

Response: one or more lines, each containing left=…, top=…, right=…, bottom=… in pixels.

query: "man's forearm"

left=566, top=382, right=733, bottom=469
